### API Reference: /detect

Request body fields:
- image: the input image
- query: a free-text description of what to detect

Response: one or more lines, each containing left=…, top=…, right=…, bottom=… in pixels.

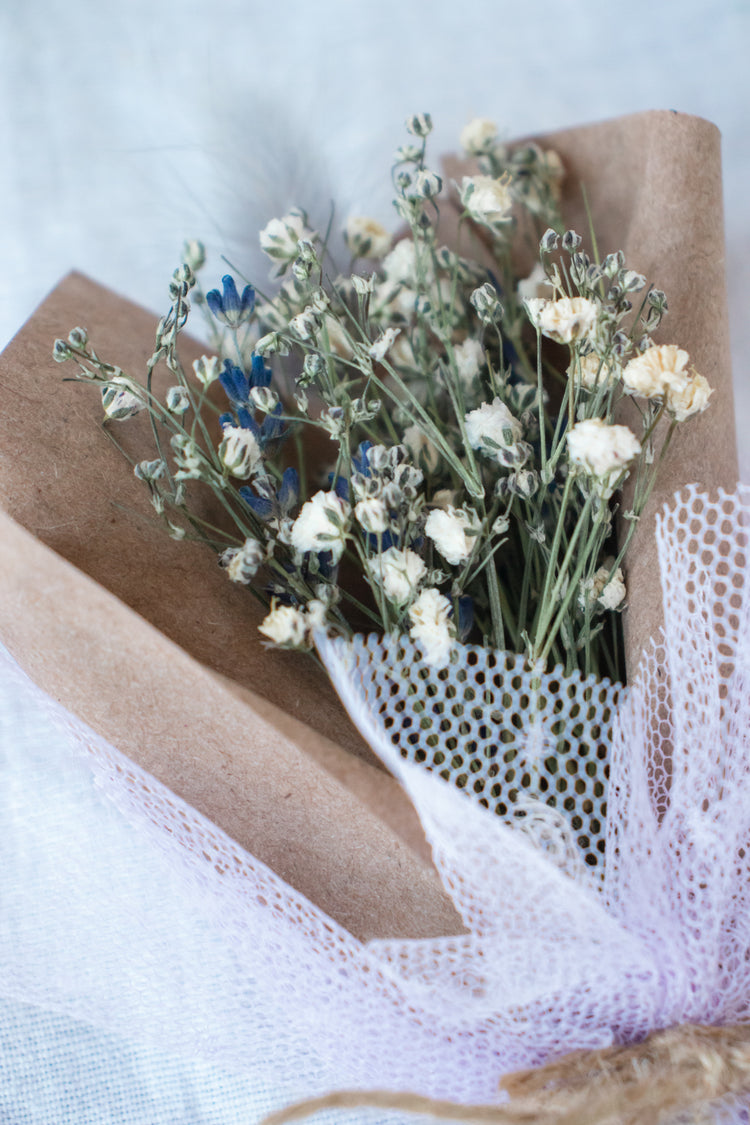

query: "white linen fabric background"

left=0, top=1, right=749, bottom=1121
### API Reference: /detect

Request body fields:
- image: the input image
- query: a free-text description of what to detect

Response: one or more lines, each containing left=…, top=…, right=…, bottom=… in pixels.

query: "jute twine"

left=260, top=1023, right=750, bottom=1125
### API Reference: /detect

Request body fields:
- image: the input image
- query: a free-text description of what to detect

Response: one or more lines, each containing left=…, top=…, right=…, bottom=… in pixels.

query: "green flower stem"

left=532, top=484, right=597, bottom=663
left=365, top=362, right=484, bottom=498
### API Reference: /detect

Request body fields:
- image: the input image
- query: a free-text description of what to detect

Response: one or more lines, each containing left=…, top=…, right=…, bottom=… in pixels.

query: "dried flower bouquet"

left=0, top=109, right=744, bottom=1125
left=54, top=114, right=712, bottom=690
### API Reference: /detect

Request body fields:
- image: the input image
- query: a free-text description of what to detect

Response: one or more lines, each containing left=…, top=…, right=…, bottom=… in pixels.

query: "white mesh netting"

left=2, top=484, right=750, bottom=1120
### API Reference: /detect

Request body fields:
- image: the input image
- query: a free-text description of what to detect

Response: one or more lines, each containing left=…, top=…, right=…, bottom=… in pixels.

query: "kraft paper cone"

left=0, top=110, right=736, bottom=940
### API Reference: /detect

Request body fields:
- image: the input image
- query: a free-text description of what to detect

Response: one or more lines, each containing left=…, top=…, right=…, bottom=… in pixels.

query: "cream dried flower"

left=409, top=587, right=455, bottom=668
left=465, top=398, right=523, bottom=460
left=366, top=547, right=426, bottom=606
left=290, top=490, right=351, bottom=562
left=622, top=344, right=691, bottom=399
left=567, top=418, right=641, bottom=490
left=259, top=209, right=310, bottom=264
left=354, top=497, right=389, bottom=534
left=425, top=505, right=480, bottom=566
left=459, top=117, right=499, bottom=156
left=568, top=353, right=619, bottom=390
left=460, top=175, right=513, bottom=228
left=381, top=239, right=417, bottom=285
left=535, top=297, right=598, bottom=344
left=225, top=538, right=265, bottom=584
left=666, top=372, right=713, bottom=421
left=453, top=338, right=484, bottom=384
left=258, top=603, right=308, bottom=648
left=580, top=564, right=626, bottom=613
left=344, top=216, right=392, bottom=260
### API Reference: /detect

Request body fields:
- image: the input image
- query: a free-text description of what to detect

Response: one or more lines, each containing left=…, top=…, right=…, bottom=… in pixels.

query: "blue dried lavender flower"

left=206, top=275, right=255, bottom=327
left=240, top=467, right=299, bottom=521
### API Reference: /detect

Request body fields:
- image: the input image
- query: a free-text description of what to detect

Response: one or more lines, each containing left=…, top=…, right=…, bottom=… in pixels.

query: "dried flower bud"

left=562, top=230, right=582, bottom=252
left=192, top=355, right=220, bottom=387
left=409, top=169, right=442, bottom=199
left=470, top=282, right=503, bottom=325
left=219, top=426, right=262, bottom=480
left=405, top=112, right=433, bottom=137
left=182, top=239, right=205, bottom=271
left=52, top=339, right=72, bottom=363
left=101, top=376, right=145, bottom=421
left=540, top=228, right=560, bottom=253
left=134, top=459, right=165, bottom=483
left=249, top=386, right=280, bottom=413
left=166, top=385, right=190, bottom=414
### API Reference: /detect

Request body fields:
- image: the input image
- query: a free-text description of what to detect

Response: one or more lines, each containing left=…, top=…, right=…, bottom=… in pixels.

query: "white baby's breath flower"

left=381, top=239, right=417, bottom=285
left=101, top=376, right=145, bottom=421
left=460, top=175, right=513, bottom=228
left=366, top=547, right=426, bottom=606
left=402, top=424, right=439, bottom=474
left=193, top=355, right=220, bottom=388
left=259, top=209, right=311, bottom=264
left=409, top=588, right=455, bottom=668
left=568, top=353, right=619, bottom=390
left=465, top=398, right=523, bottom=460
left=567, top=418, right=641, bottom=493
left=219, top=426, right=262, bottom=479
left=224, top=538, right=265, bottom=584
left=580, top=564, right=626, bottom=613
left=453, top=338, right=484, bottom=384
left=597, top=567, right=626, bottom=612
left=258, top=603, right=308, bottom=648
left=459, top=117, right=499, bottom=156
left=344, top=216, right=392, bottom=260
left=665, top=372, right=713, bottom=421
left=290, top=490, right=350, bottom=562
left=354, top=497, right=389, bottom=534
left=425, top=506, right=480, bottom=566
left=536, top=297, right=598, bottom=343
left=369, top=326, right=401, bottom=363
left=622, top=344, right=692, bottom=399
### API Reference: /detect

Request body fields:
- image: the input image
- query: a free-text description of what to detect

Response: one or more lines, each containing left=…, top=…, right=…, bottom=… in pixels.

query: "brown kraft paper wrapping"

left=0, top=110, right=736, bottom=941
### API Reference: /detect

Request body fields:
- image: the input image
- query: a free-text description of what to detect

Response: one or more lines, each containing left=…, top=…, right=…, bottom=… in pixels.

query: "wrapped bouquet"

left=0, top=109, right=745, bottom=1123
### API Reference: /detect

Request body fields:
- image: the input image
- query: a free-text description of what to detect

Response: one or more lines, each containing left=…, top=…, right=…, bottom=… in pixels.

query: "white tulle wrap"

left=2, top=484, right=750, bottom=1120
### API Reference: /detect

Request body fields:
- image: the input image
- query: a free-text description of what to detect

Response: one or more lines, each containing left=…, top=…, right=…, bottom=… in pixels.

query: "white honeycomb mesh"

left=1, top=485, right=750, bottom=1121
left=318, top=638, right=620, bottom=880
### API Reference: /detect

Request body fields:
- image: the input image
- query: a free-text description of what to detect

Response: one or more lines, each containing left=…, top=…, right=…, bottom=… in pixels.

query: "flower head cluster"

left=58, top=112, right=713, bottom=679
